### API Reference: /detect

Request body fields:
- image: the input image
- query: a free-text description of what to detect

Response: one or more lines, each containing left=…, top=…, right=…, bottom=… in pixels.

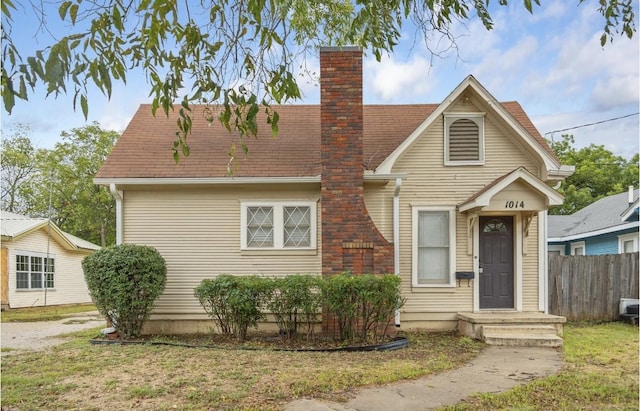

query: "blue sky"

left=2, top=1, right=639, bottom=159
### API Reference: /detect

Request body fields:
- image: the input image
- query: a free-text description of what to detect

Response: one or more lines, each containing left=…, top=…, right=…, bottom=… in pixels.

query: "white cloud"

left=363, top=54, right=435, bottom=103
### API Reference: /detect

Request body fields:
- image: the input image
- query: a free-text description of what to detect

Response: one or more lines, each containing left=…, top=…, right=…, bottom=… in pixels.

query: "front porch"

left=457, top=312, right=566, bottom=347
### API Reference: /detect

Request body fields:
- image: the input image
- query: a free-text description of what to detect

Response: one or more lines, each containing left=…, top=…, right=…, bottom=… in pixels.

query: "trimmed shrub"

left=194, top=275, right=270, bottom=341
left=321, top=272, right=405, bottom=343
left=195, top=273, right=404, bottom=344
left=265, top=275, right=321, bottom=341
left=82, top=244, right=166, bottom=339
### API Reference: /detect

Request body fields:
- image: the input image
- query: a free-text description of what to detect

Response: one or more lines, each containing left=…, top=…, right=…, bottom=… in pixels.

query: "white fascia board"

left=547, top=165, right=575, bottom=180
left=364, top=173, right=408, bottom=181
left=94, top=176, right=322, bottom=186
left=548, top=221, right=640, bottom=242
left=621, top=199, right=639, bottom=221
left=96, top=174, right=407, bottom=186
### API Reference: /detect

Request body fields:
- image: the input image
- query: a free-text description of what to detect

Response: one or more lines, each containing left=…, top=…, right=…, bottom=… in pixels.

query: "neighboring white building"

left=1, top=211, right=100, bottom=309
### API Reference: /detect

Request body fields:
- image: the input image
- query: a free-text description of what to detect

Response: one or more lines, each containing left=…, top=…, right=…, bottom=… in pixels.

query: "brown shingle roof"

left=96, top=103, right=554, bottom=179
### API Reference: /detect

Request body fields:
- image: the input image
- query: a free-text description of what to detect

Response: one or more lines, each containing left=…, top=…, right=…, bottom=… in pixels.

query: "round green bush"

left=82, top=244, right=167, bottom=339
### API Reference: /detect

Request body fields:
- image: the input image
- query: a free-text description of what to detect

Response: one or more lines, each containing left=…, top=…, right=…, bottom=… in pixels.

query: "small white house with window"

left=1, top=211, right=100, bottom=309
left=95, top=48, right=573, bottom=338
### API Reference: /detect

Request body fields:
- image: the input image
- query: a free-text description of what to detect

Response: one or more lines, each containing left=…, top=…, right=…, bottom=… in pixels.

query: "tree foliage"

left=0, top=125, right=45, bottom=213
left=0, top=123, right=119, bottom=246
left=1, top=0, right=636, bottom=161
left=550, top=134, right=639, bottom=215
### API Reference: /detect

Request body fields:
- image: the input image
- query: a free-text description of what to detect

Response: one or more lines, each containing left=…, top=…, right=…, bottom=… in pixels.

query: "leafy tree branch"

left=2, top=0, right=636, bottom=162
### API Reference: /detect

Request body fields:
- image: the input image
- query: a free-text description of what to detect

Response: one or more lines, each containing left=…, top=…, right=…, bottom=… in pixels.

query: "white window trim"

left=570, top=241, right=586, bottom=256
left=15, top=250, right=56, bottom=290
left=240, top=201, right=317, bottom=250
left=412, top=206, right=456, bottom=288
left=444, top=113, right=485, bottom=166
left=548, top=245, right=565, bottom=256
left=618, top=233, right=639, bottom=253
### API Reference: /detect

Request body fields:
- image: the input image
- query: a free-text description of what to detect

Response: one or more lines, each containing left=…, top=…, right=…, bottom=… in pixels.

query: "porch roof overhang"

left=458, top=167, right=564, bottom=213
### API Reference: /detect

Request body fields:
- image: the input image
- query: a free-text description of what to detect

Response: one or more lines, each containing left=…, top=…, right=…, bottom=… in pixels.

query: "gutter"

left=110, top=184, right=123, bottom=245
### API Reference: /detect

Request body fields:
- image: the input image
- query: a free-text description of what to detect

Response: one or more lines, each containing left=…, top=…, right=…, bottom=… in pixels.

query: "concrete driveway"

left=1, top=312, right=106, bottom=355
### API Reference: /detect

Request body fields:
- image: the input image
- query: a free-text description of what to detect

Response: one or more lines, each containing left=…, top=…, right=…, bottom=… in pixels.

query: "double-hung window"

left=16, top=253, right=55, bottom=290
left=412, top=206, right=456, bottom=287
left=618, top=233, right=639, bottom=253
left=444, top=113, right=485, bottom=165
left=241, top=201, right=316, bottom=250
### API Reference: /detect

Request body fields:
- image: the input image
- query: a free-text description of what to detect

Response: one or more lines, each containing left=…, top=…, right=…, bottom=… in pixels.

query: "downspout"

left=393, top=177, right=402, bottom=327
left=110, top=184, right=123, bottom=245
left=539, top=210, right=548, bottom=313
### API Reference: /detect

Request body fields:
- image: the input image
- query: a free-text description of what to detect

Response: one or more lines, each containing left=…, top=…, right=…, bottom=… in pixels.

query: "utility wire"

left=544, top=112, right=639, bottom=136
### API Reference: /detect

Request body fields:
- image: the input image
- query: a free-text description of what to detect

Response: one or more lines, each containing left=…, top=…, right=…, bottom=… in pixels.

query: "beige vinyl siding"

left=363, top=182, right=394, bottom=241
left=6, top=229, right=92, bottom=308
left=122, top=185, right=321, bottom=318
left=391, top=99, right=542, bottom=318
left=522, top=214, right=540, bottom=311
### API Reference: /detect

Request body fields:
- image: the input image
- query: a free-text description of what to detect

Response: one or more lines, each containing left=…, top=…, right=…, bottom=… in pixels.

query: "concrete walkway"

left=284, top=345, right=563, bottom=411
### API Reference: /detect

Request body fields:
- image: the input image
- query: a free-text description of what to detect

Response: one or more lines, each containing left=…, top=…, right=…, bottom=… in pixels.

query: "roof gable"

left=376, top=75, right=562, bottom=177
left=458, top=167, right=564, bottom=213
left=1, top=211, right=100, bottom=251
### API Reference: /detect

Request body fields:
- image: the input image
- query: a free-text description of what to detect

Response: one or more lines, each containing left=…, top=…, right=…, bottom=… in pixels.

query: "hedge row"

left=194, top=273, right=404, bottom=343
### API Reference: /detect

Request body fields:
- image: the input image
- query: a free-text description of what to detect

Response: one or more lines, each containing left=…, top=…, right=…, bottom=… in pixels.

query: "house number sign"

left=504, top=200, right=525, bottom=209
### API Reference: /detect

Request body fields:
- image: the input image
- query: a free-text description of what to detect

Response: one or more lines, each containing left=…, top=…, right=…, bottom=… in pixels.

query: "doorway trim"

left=473, top=212, right=522, bottom=312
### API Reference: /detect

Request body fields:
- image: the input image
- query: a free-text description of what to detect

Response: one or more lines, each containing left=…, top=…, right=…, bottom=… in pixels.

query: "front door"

left=479, top=216, right=514, bottom=309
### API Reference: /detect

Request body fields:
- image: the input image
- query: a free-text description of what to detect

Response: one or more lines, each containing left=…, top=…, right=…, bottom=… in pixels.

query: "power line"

left=544, top=112, right=639, bottom=136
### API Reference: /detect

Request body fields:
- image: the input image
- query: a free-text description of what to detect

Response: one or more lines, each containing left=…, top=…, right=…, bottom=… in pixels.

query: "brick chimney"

left=320, top=47, right=394, bottom=277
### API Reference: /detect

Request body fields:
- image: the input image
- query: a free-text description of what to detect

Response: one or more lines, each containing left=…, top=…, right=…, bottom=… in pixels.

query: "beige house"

left=96, top=48, right=573, bottom=344
left=1, top=211, right=100, bottom=309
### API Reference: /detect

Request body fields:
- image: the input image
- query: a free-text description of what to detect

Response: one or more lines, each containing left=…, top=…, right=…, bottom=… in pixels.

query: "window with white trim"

left=548, top=245, right=565, bottom=256
left=412, top=206, right=456, bottom=286
left=241, top=201, right=316, bottom=250
left=444, top=114, right=484, bottom=165
left=570, top=241, right=585, bottom=256
left=618, top=233, right=639, bottom=253
left=16, top=253, right=55, bottom=290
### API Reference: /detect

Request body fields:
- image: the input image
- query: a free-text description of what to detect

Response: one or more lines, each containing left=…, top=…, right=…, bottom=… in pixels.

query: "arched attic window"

left=444, top=114, right=485, bottom=165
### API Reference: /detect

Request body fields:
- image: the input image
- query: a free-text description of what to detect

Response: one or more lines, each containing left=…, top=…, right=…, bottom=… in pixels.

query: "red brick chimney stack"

left=320, top=47, right=394, bottom=277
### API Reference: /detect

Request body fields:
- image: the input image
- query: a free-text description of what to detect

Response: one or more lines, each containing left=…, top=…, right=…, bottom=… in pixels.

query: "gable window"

left=241, top=201, right=316, bottom=250
left=412, top=206, right=456, bottom=287
left=444, top=114, right=484, bottom=165
left=16, top=253, right=55, bottom=290
left=618, top=233, right=639, bottom=253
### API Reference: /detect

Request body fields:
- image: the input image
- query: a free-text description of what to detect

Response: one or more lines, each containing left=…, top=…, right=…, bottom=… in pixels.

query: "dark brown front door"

left=479, top=216, right=514, bottom=309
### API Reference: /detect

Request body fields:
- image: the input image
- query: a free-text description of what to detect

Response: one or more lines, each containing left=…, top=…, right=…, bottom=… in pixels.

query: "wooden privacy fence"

left=549, top=252, right=639, bottom=321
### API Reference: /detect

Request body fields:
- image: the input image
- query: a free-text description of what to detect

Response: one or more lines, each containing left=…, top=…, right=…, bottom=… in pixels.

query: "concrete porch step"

left=481, top=325, right=563, bottom=347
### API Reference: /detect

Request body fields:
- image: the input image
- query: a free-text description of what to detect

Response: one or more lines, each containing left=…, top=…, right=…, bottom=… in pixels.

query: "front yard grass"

left=1, top=329, right=482, bottom=410
left=442, top=321, right=639, bottom=410
left=2, top=322, right=637, bottom=410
